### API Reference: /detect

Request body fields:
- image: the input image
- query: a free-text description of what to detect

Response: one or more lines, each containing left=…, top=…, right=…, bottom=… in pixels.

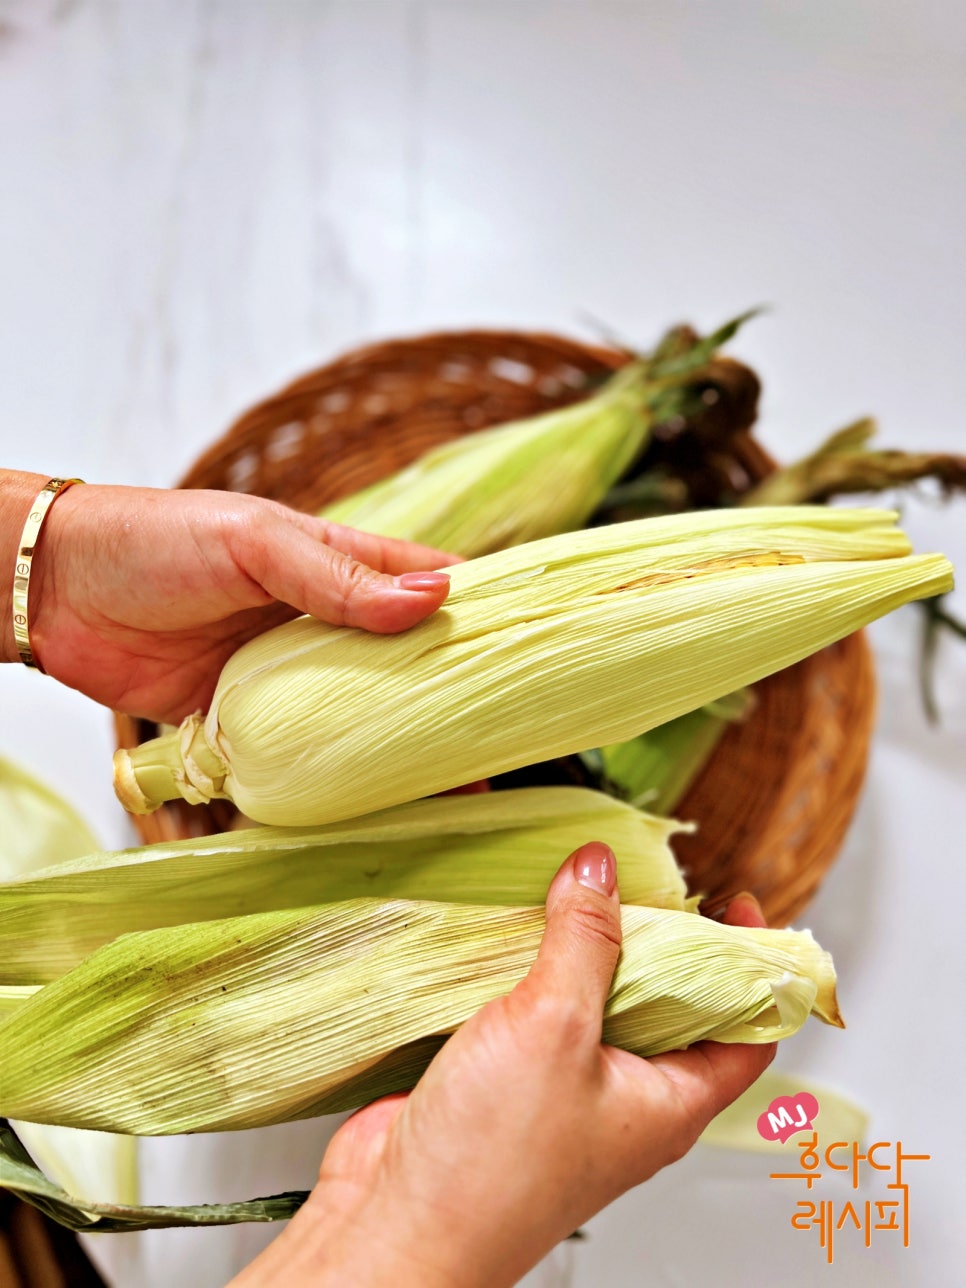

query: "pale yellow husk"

left=0, top=898, right=840, bottom=1135
left=318, top=347, right=727, bottom=793
left=10, top=1121, right=140, bottom=1210
left=114, top=507, right=953, bottom=827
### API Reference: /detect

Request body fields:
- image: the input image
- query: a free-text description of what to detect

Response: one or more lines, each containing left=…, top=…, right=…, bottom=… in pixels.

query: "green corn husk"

left=589, top=688, right=755, bottom=814
left=0, top=787, right=689, bottom=986
left=0, top=897, right=841, bottom=1135
left=114, top=507, right=953, bottom=827
left=321, top=360, right=655, bottom=556
left=319, top=315, right=752, bottom=557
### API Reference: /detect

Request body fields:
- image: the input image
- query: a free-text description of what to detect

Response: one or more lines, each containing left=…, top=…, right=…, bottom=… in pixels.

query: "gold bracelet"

left=12, top=477, right=84, bottom=670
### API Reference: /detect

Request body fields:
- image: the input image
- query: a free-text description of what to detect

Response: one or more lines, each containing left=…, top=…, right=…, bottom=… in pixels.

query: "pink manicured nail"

left=727, top=891, right=766, bottom=924
left=394, top=572, right=451, bottom=592
left=573, top=842, right=616, bottom=896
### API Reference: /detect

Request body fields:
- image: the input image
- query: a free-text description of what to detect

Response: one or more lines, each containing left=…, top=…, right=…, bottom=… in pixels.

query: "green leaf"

left=648, top=308, right=764, bottom=382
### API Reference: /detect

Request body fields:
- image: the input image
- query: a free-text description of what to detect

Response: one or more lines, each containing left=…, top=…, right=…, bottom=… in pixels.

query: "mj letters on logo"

left=757, top=1091, right=820, bottom=1144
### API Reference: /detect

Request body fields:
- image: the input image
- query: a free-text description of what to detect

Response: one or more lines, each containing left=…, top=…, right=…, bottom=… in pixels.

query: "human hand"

left=1, top=471, right=455, bottom=723
left=233, top=845, right=775, bottom=1288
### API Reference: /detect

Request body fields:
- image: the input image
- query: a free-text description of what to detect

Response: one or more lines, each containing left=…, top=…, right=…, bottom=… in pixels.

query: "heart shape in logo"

left=757, top=1091, right=820, bottom=1143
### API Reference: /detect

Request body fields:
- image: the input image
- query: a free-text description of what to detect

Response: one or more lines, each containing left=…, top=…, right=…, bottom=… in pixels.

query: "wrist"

left=307, top=1174, right=546, bottom=1288
left=231, top=1177, right=479, bottom=1288
left=0, top=470, right=51, bottom=665
left=310, top=1182, right=464, bottom=1288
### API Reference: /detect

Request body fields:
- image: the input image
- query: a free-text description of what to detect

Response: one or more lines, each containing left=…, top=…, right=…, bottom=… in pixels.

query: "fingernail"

left=573, top=842, right=616, bottom=896
left=394, top=572, right=451, bottom=592
left=708, top=891, right=764, bottom=924
left=732, top=891, right=764, bottom=917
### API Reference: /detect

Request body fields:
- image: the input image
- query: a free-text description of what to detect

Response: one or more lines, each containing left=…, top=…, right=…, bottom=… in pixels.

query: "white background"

left=0, top=2, right=963, bottom=1285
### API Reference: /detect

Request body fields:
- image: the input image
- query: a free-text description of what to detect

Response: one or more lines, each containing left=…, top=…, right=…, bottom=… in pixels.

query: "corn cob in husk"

left=0, top=897, right=840, bottom=1135
left=0, top=787, right=688, bottom=986
left=321, top=360, right=654, bottom=556
left=318, top=316, right=750, bottom=557
left=320, top=329, right=752, bottom=794
left=114, top=507, right=953, bottom=827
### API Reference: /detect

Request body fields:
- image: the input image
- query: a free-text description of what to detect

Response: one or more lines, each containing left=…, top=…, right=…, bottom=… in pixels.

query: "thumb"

left=521, top=842, right=622, bottom=1025
left=240, top=508, right=453, bottom=633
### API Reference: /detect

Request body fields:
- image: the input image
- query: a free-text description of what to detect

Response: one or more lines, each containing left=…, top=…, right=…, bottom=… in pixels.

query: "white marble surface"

left=0, top=2, right=963, bottom=1285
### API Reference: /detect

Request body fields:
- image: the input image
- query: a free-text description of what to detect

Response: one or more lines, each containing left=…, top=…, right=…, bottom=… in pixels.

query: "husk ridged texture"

left=318, top=336, right=748, bottom=796
left=114, top=507, right=953, bottom=826
left=321, top=361, right=654, bottom=555
left=0, top=898, right=840, bottom=1135
left=317, top=312, right=756, bottom=558
left=0, top=787, right=687, bottom=986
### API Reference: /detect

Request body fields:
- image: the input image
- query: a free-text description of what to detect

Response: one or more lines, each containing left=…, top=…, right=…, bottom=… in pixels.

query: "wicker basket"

left=114, top=329, right=875, bottom=925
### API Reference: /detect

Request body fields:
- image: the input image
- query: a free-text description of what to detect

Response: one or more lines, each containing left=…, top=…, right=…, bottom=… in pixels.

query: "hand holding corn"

left=0, top=468, right=456, bottom=725
left=229, top=844, right=777, bottom=1288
